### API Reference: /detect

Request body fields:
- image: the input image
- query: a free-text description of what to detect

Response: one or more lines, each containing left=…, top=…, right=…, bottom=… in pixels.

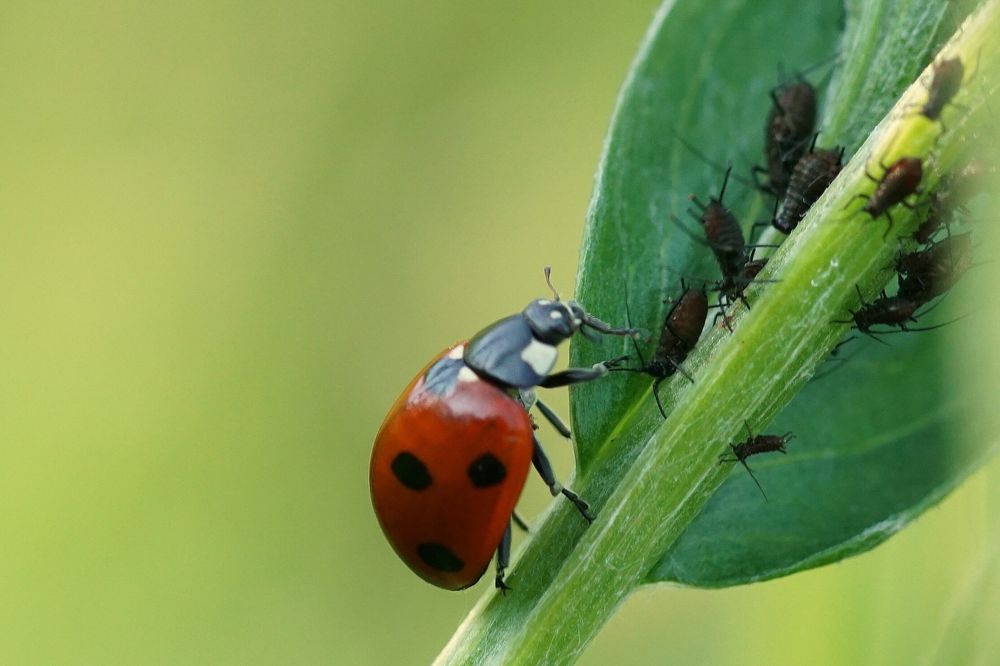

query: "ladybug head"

left=523, top=298, right=583, bottom=345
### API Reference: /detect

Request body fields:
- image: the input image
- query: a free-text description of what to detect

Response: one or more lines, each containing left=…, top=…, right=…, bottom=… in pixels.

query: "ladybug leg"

left=494, top=522, right=512, bottom=593
left=538, top=364, right=609, bottom=389
left=534, top=397, right=571, bottom=439
left=532, top=435, right=594, bottom=523
left=512, top=511, right=530, bottom=533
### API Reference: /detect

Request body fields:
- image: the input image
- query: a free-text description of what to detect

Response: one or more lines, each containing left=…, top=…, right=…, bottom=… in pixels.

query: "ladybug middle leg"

left=532, top=434, right=593, bottom=523
left=534, top=397, right=571, bottom=438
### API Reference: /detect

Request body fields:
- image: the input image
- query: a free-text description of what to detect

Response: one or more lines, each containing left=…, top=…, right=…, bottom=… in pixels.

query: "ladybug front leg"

left=532, top=435, right=593, bottom=523
left=495, top=522, right=513, bottom=593
left=538, top=363, right=610, bottom=389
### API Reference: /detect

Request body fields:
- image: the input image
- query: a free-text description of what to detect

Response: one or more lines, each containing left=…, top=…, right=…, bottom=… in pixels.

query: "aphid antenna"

left=670, top=213, right=714, bottom=249
left=663, top=264, right=715, bottom=289
left=873, top=313, right=970, bottom=334
left=668, top=127, right=755, bottom=189
left=718, top=163, right=734, bottom=202
left=774, top=52, right=838, bottom=87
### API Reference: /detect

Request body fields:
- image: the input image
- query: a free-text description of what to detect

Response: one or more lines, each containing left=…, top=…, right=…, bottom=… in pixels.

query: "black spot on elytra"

left=467, top=453, right=507, bottom=488
left=417, top=542, right=464, bottom=572
left=423, top=356, right=464, bottom=395
left=391, top=452, right=431, bottom=491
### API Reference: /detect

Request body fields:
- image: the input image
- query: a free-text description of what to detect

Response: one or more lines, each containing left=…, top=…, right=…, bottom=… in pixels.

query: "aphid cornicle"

left=608, top=283, right=709, bottom=417
left=370, top=270, right=642, bottom=591
left=773, top=144, right=845, bottom=234
left=897, top=233, right=973, bottom=303
left=846, top=157, right=923, bottom=234
left=718, top=421, right=794, bottom=499
left=758, top=77, right=818, bottom=197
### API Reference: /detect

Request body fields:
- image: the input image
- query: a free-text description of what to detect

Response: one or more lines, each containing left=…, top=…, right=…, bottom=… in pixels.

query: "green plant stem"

left=435, top=3, right=999, bottom=664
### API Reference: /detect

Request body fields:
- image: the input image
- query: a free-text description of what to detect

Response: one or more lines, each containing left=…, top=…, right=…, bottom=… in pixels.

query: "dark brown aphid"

left=921, top=57, right=966, bottom=122
left=834, top=286, right=924, bottom=340
left=846, top=157, right=923, bottom=234
left=897, top=233, right=973, bottom=303
left=936, top=158, right=994, bottom=215
left=608, top=283, right=709, bottom=417
left=757, top=78, right=818, bottom=197
left=911, top=158, right=992, bottom=244
left=774, top=145, right=845, bottom=234
left=718, top=421, right=794, bottom=500
left=688, top=165, right=750, bottom=279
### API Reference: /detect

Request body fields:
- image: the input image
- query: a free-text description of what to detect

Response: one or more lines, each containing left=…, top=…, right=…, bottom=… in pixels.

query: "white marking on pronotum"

left=457, top=366, right=479, bottom=382
left=520, top=339, right=558, bottom=375
left=549, top=310, right=563, bottom=320
left=448, top=345, right=465, bottom=360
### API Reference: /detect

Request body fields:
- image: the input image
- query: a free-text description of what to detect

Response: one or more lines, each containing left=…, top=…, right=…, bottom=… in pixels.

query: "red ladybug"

left=370, top=271, right=640, bottom=590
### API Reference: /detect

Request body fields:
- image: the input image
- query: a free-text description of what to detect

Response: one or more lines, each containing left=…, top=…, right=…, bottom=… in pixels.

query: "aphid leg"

left=512, top=511, right=530, bottom=533
left=882, top=209, right=896, bottom=240
left=495, top=522, right=513, bottom=593
left=842, top=192, right=870, bottom=211
left=623, top=293, right=648, bottom=367
left=664, top=357, right=695, bottom=384
left=535, top=397, right=571, bottom=439
left=718, top=443, right=739, bottom=464
left=738, top=457, right=768, bottom=502
left=532, top=435, right=593, bottom=523
left=743, top=420, right=754, bottom=441
left=651, top=377, right=668, bottom=419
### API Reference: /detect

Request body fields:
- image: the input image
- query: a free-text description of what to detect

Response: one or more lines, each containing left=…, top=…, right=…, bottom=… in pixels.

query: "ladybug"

left=370, top=270, right=641, bottom=591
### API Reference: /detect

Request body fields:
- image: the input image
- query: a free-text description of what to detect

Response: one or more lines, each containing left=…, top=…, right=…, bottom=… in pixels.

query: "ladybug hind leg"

left=495, top=523, right=513, bottom=593
left=532, top=434, right=594, bottom=523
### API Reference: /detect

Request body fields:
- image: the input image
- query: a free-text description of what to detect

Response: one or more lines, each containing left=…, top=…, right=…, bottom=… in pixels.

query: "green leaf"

left=570, top=0, right=843, bottom=469
left=650, top=330, right=1000, bottom=587
left=571, top=0, right=989, bottom=589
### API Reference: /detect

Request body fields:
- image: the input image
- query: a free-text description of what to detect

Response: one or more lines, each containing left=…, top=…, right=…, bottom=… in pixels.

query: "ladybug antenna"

left=543, top=266, right=561, bottom=301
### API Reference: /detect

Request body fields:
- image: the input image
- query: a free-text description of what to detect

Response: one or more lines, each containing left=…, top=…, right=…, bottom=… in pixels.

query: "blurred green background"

left=0, top=1, right=997, bottom=664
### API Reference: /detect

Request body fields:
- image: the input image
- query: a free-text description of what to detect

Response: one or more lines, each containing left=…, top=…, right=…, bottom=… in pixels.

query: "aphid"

left=370, top=269, right=642, bottom=590
left=757, top=77, right=818, bottom=197
left=846, top=157, right=923, bottom=234
left=718, top=421, right=794, bottom=500
left=834, top=285, right=919, bottom=336
left=687, top=165, right=750, bottom=279
left=773, top=144, right=845, bottom=234
left=912, top=160, right=984, bottom=244
left=934, top=158, right=995, bottom=219
left=921, top=57, right=966, bottom=123
left=897, top=233, right=973, bottom=303
left=608, top=283, right=709, bottom=417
